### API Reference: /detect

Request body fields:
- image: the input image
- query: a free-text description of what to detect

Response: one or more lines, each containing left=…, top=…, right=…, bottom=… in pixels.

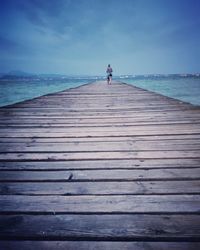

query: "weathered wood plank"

left=1, top=124, right=200, bottom=133
left=0, top=214, right=200, bottom=240
left=2, top=109, right=196, bottom=117
left=0, top=168, right=199, bottom=181
left=0, top=151, right=199, bottom=161
left=0, top=180, right=199, bottom=195
left=1, top=111, right=199, bottom=120
left=1, top=134, right=200, bottom=143
left=0, top=105, right=192, bottom=111
left=1, top=126, right=200, bottom=137
left=0, top=195, right=200, bottom=213
left=0, top=113, right=199, bottom=120
left=1, top=139, right=200, bottom=152
left=0, top=158, right=199, bottom=170
left=0, top=105, right=194, bottom=111
left=0, top=241, right=199, bottom=250
left=1, top=131, right=199, bottom=138
left=1, top=110, right=200, bottom=120
left=1, top=121, right=199, bottom=128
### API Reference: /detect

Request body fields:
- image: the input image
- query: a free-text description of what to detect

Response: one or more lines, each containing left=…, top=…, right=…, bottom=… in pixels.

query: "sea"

left=0, top=74, right=200, bottom=107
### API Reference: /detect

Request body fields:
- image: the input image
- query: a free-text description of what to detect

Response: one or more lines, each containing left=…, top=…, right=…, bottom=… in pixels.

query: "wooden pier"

left=0, top=81, right=200, bottom=249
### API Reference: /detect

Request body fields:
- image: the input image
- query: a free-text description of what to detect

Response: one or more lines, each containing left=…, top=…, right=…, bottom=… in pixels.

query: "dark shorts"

left=107, top=73, right=112, bottom=79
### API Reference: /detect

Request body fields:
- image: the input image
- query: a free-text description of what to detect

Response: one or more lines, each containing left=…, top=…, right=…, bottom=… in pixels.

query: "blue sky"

left=0, top=0, right=199, bottom=75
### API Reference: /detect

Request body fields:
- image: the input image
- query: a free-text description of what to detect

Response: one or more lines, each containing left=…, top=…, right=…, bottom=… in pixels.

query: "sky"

left=0, top=0, right=200, bottom=75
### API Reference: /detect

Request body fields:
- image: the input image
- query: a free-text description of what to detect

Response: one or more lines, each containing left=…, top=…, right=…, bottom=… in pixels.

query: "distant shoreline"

left=1, top=73, right=200, bottom=81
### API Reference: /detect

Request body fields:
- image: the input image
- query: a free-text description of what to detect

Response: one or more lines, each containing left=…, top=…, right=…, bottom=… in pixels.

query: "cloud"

left=0, top=0, right=200, bottom=74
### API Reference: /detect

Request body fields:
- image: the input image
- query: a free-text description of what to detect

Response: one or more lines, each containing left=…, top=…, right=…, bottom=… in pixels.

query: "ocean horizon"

left=0, top=74, right=200, bottom=107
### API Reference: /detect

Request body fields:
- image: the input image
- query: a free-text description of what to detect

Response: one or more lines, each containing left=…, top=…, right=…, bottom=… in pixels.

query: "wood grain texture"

left=0, top=158, right=199, bottom=170
left=0, top=150, right=199, bottom=161
left=1, top=241, right=200, bottom=250
left=0, top=168, right=199, bottom=181
left=0, top=195, right=200, bottom=213
left=0, top=214, right=200, bottom=240
left=0, top=180, right=200, bottom=195
left=1, top=139, right=200, bottom=152
left=0, top=80, right=200, bottom=249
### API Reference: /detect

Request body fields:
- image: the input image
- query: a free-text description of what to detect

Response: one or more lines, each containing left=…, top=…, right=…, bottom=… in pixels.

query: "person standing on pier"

left=106, top=64, right=113, bottom=85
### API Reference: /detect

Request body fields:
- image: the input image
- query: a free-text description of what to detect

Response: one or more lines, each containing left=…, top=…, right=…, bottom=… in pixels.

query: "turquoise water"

left=0, top=78, right=93, bottom=107
left=0, top=76, right=200, bottom=107
left=123, top=77, right=200, bottom=106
